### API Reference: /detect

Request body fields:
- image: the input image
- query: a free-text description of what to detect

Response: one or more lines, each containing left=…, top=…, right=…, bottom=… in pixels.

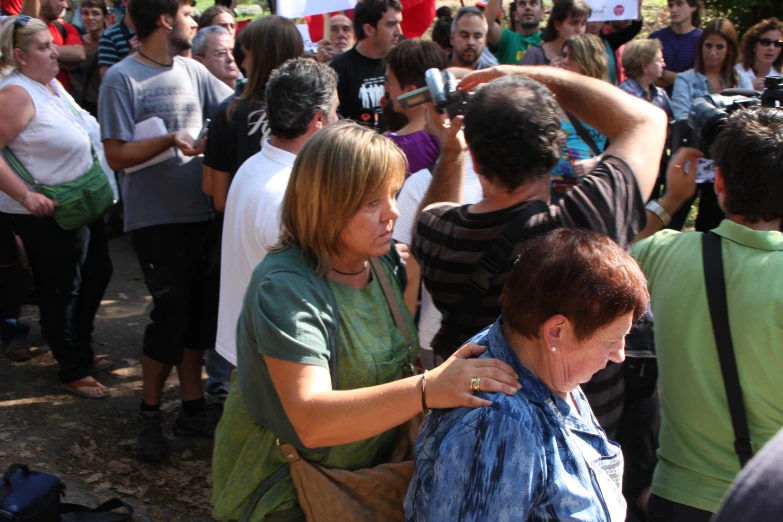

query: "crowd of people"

left=0, top=0, right=781, bottom=520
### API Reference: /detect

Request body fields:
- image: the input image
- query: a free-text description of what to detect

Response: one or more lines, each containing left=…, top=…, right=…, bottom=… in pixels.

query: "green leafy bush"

left=701, top=0, right=782, bottom=36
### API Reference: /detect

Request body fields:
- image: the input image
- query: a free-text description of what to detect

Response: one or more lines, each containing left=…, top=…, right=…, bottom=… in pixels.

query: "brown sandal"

left=62, top=379, right=111, bottom=399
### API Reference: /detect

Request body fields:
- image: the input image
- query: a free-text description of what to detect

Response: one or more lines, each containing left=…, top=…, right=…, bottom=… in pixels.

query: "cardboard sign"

left=296, top=24, right=318, bottom=53
left=279, top=0, right=357, bottom=18
left=586, top=0, right=639, bottom=22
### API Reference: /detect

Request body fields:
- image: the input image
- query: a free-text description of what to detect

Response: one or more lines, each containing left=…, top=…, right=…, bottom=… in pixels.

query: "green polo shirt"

left=632, top=220, right=783, bottom=513
left=489, top=27, right=542, bottom=65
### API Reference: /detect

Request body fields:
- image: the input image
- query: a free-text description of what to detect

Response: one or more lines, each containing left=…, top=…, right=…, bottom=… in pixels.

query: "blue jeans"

left=1, top=315, right=29, bottom=345
left=206, top=350, right=234, bottom=391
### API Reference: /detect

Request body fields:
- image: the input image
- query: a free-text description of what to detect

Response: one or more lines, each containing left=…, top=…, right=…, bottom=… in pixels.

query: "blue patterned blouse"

left=404, top=319, right=626, bottom=522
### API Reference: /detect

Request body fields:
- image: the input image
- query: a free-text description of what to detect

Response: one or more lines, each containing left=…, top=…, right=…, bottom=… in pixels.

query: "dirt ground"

left=0, top=234, right=215, bottom=521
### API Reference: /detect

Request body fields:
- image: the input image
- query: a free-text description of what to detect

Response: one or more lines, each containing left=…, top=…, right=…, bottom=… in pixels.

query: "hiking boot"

left=3, top=339, right=34, bottom=362
left=137, top=410, right=168, bottom=463
left=173, top=402, right=220, bottom=438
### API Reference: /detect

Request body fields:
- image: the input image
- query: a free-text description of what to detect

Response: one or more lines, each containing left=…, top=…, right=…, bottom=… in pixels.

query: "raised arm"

left=414, top=107, right=466, bottom=223
left=486, top=0, right=504, bottom=47
left=460, top=66, right=668, bottom=200
left=634, top=147, right=700, bottom=242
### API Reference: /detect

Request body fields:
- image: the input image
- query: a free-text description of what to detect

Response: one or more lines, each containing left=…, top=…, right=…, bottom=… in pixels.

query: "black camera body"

left=685, top=76, right=783, bottom=158
left=396, top=68, right=470, bottom=120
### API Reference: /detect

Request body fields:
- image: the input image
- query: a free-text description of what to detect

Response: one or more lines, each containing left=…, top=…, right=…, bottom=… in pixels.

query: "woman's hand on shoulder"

left=426, top=342, right=521, bottom=409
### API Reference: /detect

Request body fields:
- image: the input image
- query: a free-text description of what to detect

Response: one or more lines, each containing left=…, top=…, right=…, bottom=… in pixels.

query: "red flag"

left=400, top=0, right=435, bottom=38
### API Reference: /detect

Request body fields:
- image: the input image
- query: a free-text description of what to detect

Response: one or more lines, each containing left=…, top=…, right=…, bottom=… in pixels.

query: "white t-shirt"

left=392, top=153, right=483, bottom=368
left=735, top=64, right=782, bottom=90
left=216, top=139, right=296, bottom=365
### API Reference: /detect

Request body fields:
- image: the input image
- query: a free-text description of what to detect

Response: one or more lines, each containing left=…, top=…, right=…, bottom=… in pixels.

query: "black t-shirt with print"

left=330, top=47, right=387, bottom=130
left=204, top=94, right=269, bottom=175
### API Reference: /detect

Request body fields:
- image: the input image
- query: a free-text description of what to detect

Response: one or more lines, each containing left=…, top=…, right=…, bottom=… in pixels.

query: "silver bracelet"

left=18, top=190, right=32, bottom=206
left=646, top=199, right=672, bottom=227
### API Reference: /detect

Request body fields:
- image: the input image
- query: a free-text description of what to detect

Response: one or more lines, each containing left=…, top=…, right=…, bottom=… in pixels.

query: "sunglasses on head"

left=757, top=38, right=783, bottom=48
left=14, top=14, right=32, bottom=27
left=13, top=15, right=32, bottom=50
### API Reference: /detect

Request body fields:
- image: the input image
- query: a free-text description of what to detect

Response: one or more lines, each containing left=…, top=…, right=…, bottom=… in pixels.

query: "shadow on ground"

left=0, top=234, right=215, bottom=521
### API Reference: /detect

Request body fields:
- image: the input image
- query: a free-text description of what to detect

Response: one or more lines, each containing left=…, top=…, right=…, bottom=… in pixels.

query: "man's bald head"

left=330, top=14, right=356, bottom=53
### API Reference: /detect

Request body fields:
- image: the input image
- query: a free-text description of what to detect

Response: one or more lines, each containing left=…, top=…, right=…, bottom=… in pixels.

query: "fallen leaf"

left=84, top=472, right=103, bottom=484
left=118, top=293, right=129, bottom=300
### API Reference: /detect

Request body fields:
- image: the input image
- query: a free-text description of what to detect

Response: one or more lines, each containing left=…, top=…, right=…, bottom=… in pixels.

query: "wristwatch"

left=646, top=200, right=672, bottom=227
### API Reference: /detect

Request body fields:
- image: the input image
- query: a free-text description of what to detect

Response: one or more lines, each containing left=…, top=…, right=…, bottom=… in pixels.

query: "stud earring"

left=550, top=346, right=557, bottom=352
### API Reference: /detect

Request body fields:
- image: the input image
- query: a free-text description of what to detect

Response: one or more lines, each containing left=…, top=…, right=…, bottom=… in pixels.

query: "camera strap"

left=564, top=112, right=603, bottom=157
left=702, top=231, right=754, bottom=468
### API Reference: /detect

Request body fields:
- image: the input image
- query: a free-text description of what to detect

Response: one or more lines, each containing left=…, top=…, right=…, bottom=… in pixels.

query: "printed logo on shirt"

left=358, top=76, right=386, bottom=110
left=247, top=107, right=270, bottom=141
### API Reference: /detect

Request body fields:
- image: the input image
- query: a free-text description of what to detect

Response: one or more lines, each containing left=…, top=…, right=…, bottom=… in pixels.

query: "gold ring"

left=470, top=377, right=481, bottom=392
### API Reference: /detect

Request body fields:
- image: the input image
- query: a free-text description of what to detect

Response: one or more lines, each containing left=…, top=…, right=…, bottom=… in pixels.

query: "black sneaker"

left=137, top=410, right=168, bottom=462
left=172, top=403, right=220, bottom=438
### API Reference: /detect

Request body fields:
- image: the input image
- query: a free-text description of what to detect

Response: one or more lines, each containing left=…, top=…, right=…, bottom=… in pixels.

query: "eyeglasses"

left=757, top=38, right=783, bottom=48
left=13, top=15, right=32, bottom=50
left=211, top=49, right=234, bottom=60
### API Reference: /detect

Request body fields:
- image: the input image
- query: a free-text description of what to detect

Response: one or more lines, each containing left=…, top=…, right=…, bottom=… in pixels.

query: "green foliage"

left=701, top=0, right=783, bottom=36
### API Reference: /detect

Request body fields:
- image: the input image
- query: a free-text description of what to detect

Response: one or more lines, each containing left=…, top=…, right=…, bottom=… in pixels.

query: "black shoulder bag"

left=564, top=111, right=603, bottom=157
left=702, top=231, right=754, bottom=468
left=436, top=200, right=549, bottom=358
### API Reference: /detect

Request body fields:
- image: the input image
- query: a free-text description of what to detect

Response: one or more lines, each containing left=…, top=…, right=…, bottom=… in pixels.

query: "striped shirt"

left=411, top=155, right=645, bottom=362
left=97, top=21, right=134, bottom=68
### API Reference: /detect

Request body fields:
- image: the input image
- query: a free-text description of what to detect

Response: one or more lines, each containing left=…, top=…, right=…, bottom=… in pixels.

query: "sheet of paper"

left=586, top=0, right=639, bottom=22
left=296, top=24, right=318, bottom=53
left=125, top=116, right=176, bottom=174
left=278, top=0, right=356, bottom=19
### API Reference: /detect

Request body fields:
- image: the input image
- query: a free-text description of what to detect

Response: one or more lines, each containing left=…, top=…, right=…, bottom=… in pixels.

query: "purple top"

left=387, top=131, right=440, bottom=178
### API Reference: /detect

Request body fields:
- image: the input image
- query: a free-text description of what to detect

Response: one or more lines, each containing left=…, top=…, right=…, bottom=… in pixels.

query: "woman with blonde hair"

left=737, top=17, right=783, bottom=91
left=0, top=15, right=116, bottom=397
left=551, top=33, right=609, bottom=200
left=211, top=121, right=520, bottom=521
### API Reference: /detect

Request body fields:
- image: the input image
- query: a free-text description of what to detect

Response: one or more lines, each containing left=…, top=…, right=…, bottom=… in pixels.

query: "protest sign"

left=586, top=0, right=639, bottom=22
left=296, top=24, right=318, bottom=53
left=279, top=0, right=356, bottom=18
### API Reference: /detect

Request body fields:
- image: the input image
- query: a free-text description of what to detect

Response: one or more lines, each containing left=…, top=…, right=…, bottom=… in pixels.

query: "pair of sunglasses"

left=757, top=37, right=783, bottom=48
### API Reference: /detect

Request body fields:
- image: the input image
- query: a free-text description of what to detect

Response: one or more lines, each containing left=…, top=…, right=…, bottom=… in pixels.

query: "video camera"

left=684, top=76, right=783, bottom=158
left=396, top=68, right=470, bottom=120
